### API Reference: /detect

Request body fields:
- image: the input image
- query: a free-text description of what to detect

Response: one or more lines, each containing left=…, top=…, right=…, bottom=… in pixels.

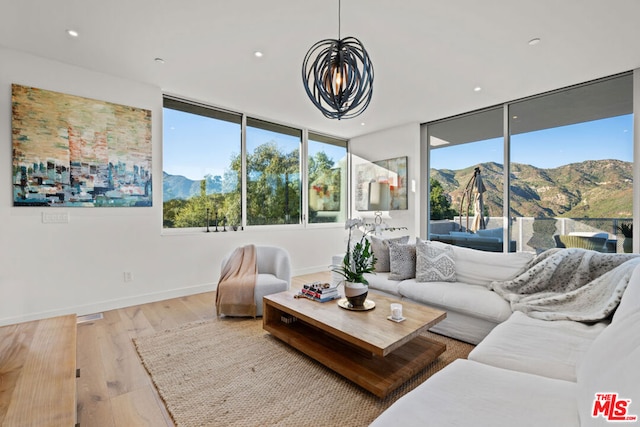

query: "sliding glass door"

left=424, top=71, right=634, bottom=253
left=509, top=73, right=633, bottom=253
left=427, top=107, right=507, bottom=252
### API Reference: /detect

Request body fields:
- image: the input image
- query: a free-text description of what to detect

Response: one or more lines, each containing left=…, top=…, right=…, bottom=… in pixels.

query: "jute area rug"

left=133, top=317, right=474, bottom=427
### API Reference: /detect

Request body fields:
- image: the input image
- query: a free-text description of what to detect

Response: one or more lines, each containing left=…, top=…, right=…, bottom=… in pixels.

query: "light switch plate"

left=42, top=212, right=69, bottom=224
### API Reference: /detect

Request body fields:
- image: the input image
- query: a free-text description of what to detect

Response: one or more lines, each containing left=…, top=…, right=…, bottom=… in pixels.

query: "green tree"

left=164, top=142, right=312, bottom=228
left=243, top=141, right=300, bottom=225
left=308, top=151, right=334, bottom=183
left=163, top=198, right=187, bottom=228
left=430, top=179, right=456, bottom=220
left=173, top=179, right=210, bottom=228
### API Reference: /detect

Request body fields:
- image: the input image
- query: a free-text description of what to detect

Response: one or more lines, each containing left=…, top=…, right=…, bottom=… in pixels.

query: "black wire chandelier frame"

left=301, top=1, right=374, bottom=120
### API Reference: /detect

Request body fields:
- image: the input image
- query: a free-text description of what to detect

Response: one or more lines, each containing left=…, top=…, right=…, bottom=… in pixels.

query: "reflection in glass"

left=246, top=118, right=302, bottom=225
left=308, top=135, right=347, bottom=224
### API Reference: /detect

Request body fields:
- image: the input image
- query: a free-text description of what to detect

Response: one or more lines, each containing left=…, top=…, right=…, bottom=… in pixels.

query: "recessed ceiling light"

left=154, top=57, right=165, bottom=64
left=474, top=86, right=482, bottom=92
left=361, top=122, right=365, bottom=126
left=528, top=38, right=541, bottom=46
left=254, top=51, right=264, bottom=58
left=512, top=115, right=518, bottom=119
left=66, top=29, right=79, bottom=37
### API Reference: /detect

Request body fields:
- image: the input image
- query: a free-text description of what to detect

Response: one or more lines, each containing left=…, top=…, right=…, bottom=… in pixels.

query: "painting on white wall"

left=355, top=156, right=408, bottom=211
left=12, top=84, right=152, bottom=207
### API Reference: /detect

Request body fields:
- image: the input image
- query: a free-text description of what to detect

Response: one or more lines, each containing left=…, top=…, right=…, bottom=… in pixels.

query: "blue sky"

left=430, top=114, right=633, bottom=170
left=163, top=108, right=240, bottom=180
left=164, top=108, right=633, bottom=179
left=163, top=108, right=347, bottom=180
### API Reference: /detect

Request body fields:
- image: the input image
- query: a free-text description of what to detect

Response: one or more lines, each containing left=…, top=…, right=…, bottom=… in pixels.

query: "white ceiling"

left=1, top=0, right=640, bottom=139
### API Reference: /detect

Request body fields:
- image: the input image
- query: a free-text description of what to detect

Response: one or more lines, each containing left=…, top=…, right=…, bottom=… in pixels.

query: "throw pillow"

left=427, top=240, right=534, bottom=287
left=370, top=235, right=410, bottom=272
left=388, top=242, right=417, bottom=280
left=416, top=239, right=456, bottom=282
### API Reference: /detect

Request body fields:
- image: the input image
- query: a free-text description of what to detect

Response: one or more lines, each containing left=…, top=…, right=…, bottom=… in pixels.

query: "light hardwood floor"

left=76, top=271, right=330, bottom=427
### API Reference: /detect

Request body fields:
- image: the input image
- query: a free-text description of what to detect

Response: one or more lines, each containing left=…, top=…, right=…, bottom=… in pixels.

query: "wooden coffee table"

left=263, top=290, right=446, bottom=398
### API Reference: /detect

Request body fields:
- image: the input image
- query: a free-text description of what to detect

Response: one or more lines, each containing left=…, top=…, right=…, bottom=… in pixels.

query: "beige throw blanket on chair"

left=215, top=244, right=257, bottom=317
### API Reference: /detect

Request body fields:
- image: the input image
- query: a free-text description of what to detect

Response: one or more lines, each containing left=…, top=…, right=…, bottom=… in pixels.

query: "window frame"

left=422, top=71, right=635, bottom=252
left=161, top=95, right=348, bottom=233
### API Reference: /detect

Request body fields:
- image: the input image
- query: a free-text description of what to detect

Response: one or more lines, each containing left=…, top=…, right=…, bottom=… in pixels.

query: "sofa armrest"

left=330, top=253, right=345, bottom=287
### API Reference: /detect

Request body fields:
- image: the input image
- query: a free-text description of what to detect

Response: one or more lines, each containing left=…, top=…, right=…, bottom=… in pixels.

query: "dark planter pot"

left=344, top=282, right=368, bottom=308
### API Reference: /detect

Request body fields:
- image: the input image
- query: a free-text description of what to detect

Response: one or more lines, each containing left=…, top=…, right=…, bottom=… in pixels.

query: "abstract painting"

left=12, top=84, right=152, bottom=207
left=355, top=156, right=408, bottom=211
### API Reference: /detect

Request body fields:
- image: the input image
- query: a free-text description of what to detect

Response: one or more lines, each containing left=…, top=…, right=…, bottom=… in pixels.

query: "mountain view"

left=430, top=159, right=633, bottom=219
left=164, top=158, right=633, bottom=220
left=163, top=172, right=225, bottom=202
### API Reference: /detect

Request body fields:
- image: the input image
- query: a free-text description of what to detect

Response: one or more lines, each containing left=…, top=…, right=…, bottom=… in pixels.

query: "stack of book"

left=297, top=282, right=340, bottom=302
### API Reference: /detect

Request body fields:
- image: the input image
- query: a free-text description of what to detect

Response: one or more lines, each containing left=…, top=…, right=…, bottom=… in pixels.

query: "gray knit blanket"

left=490, top=248, right=640, bottom=321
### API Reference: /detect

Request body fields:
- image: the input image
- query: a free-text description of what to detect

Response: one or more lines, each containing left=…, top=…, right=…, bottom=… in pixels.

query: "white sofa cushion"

left=577, top=309, right=640, bottom=426
left=469, top=311, right=607, bottom=381
left=362, top=272, right=402, bottom=296
left=398, top=280, right=512, bottom=323
left=370, top=359, right=579, bottom=427
left=612, top=263, right=640, bottom=323
left=429, top=240, right=533, bottom=286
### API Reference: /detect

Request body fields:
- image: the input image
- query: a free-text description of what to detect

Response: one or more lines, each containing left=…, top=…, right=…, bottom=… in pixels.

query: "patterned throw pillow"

left=370, top=235, right=410, bottom=272
left=388, top=242, right=417, bottom=280
left=416, top=239, right=456, bottom=282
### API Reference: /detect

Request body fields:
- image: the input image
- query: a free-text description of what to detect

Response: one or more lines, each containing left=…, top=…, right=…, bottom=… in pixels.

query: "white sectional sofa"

left=332, top=238, right=534, bottom=344
left=368, top=244, right=640, bottom=426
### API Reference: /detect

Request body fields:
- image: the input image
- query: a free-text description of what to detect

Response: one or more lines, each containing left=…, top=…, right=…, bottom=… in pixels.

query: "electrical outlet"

left=123, top=272, right=133, bottom=282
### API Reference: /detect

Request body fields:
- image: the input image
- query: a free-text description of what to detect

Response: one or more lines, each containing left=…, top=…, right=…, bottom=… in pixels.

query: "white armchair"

left=219, top=245, right=291, bottom=316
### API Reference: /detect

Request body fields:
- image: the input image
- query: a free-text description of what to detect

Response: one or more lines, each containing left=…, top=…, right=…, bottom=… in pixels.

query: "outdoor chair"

left=554, top=235, right=607, bottom=252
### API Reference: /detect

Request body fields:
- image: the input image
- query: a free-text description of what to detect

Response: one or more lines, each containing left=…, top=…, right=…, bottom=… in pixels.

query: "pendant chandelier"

left=301, top=0, right=374, bottom=120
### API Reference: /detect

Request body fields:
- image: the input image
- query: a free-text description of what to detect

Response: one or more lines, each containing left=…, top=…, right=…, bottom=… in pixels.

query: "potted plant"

left=616, top=222, right=633, bottom=253
left=332, top=218, right=377, bottom=308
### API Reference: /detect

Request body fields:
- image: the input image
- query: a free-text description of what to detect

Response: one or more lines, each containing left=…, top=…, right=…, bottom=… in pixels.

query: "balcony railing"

left=429, top=217, right=632, bottom=254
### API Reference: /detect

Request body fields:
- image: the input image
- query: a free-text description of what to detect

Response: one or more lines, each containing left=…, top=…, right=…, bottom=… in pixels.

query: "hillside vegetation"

left=430, top=159, right=633, bottom=218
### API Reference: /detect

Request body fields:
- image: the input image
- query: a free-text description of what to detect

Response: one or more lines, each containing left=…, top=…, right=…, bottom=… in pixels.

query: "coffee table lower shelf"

left=264, top=313, right=446, bottom=398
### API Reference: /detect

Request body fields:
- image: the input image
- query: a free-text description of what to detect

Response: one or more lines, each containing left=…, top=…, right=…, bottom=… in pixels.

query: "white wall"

left=349, top=123, right=421, bottom=238
left=0, top=47, right=346, bottom=326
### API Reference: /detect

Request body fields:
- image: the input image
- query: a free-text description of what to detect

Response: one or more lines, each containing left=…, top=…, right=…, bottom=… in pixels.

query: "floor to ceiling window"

left=509, top=73, right=633, bottom=253
left=427, top=107, right=506, bottom=252
left=424, top=71, right=634, bottom=253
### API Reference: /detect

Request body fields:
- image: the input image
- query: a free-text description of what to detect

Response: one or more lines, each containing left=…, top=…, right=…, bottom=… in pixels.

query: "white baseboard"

left=0, top=269, right=334, bottom=327
left=292, top=264, right=333, bottom=277
left=0, top=282, right=216, bottom=327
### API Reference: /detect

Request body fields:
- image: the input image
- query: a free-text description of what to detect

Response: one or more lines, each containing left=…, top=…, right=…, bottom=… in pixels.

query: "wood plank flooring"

left=0, top=314, right=77, bottom=426
left=76, top=272, right=330, bottom=427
